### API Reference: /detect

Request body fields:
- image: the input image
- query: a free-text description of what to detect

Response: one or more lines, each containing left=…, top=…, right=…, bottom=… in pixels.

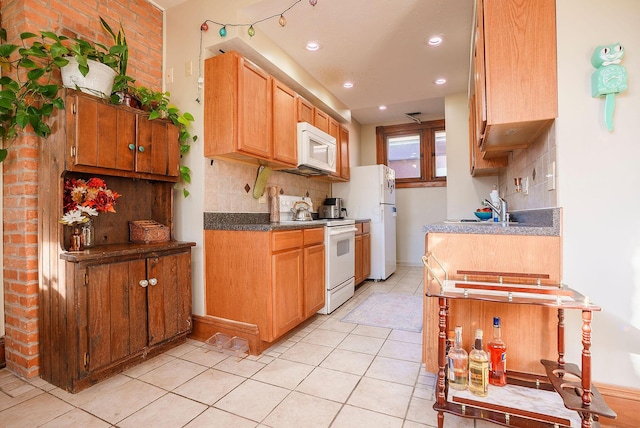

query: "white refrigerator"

left=332, top=164, right=396, bottom=280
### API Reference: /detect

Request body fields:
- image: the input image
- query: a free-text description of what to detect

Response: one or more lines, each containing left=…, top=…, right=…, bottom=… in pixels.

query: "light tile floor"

left=0, top=266, right=489, bottom=428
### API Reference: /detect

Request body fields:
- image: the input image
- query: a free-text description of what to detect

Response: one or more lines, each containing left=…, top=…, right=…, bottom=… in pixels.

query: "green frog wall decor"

left=591, top=43, right=627, bottom=131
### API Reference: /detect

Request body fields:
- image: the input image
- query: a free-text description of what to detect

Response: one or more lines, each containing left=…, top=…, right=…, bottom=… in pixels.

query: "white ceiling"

left=155, top=0, right=474, bottom=125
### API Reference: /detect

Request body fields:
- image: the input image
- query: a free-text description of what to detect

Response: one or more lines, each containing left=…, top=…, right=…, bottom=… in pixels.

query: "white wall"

left=445, top=93, right=496, bottom=219
left=557, top=0, right=640, bottom=388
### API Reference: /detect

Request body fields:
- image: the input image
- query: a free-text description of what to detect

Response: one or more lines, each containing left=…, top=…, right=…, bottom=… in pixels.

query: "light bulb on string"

left=279, top=15, right=287, bottom=27
left=219, top=26, right=227, bottom=37
left=200, top=22, right=209, bottom=31
left=309, top=0, right=318, bottom=6
left=248, top=25, right=255, bottom=38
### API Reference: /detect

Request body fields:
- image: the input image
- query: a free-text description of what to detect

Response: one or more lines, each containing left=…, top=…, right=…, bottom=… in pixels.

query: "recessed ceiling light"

left=428, top=36, right=443, bottom=46
left=379, top=105, right=387, bottom=110
left=343, top=81, right=354, bottom=89
left=306, top=41, right=320, bottom=51
left=434, top=78, right=447, bottom=85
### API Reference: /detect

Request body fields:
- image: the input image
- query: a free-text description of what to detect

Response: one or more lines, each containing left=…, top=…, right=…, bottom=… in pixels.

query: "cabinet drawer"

left=355, top=223, right=363, bottom=235
left=361, top=222, right=370, bottom=234
left=303, top=228, right=324, bottom=246
left=273, top=230, right=303, bottom=251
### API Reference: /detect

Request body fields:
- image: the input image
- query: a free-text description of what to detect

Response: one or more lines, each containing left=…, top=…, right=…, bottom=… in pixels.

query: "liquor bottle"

left=447, top=326, right=468, bottom=390
left=488, top=316, right=507, bottom=386
left=468, top=329, right=489, bottom=397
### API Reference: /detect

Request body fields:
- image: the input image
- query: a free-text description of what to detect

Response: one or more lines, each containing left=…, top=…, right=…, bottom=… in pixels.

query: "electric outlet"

left=166, top=67, right=174, bottom=84
left=185, top=61, right=193, bottom=77
left=258, top=195, right=267, bottom=204
left=547, top=161, right=556, bottom=191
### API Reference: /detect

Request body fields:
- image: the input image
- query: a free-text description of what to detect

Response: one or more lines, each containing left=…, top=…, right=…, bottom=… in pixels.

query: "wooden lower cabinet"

left=355, top=221, right=371, bottom=285
left=303, top=241, right=326, bottom=317
left=204, top=228, right=325, bottom=351
left=423, top=232, right=561, bottom=375
left=47, top=244, right=194, bottom=393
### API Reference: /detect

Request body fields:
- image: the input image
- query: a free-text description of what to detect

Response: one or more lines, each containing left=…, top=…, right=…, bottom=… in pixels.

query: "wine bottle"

left=448, top=326, right=468, bottom=390
left=468, top=329, right=489, bottom=397
left=488, top=316, right=507, bottom=386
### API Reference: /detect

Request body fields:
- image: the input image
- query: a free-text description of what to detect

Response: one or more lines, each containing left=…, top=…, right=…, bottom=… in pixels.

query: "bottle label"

left=469, top=360, right=489, bottom=393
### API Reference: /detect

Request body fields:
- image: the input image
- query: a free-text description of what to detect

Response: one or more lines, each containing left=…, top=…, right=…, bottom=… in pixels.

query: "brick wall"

left=1, top=0, right=163, bottom=379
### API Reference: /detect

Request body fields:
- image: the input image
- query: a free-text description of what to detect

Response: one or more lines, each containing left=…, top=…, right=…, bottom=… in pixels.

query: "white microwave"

left=288, top=122, right=336, bottom=176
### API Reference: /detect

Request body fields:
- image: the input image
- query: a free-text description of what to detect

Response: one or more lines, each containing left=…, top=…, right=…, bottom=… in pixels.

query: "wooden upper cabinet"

left=238, top=56, right=272, bottom=159
left=469, top=95, right=507, bottom=176
left=204, top=51, right=272, bottom=162
left=66, top=91, right=179, bottom=182
left=339, top=125, right=350, bottom=180
left=313, top=108, right=330, bottom=133
left=478, top=0, right=557, bottom=154
left=297, top=96, right=314, bottom=123
left=328, top=118, right=341, bottom=179
left=272, top=78, right=298, bottom=167
left=474, top=0, right=487, bottom=146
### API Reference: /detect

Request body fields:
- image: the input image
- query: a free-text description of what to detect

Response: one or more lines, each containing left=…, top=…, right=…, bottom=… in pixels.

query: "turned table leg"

left=557, top=308, right=565, bottom=366
left=581, top=309, right=593, bottom=428
left=437, top=297, right=448, bottom=428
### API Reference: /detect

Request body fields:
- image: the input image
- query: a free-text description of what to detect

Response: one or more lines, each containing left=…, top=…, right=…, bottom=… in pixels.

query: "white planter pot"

left=61, top=58, right=116, bottom=99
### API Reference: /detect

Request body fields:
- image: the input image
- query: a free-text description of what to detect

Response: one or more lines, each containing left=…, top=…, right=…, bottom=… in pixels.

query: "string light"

left=200, top=0, right=316, bottom=38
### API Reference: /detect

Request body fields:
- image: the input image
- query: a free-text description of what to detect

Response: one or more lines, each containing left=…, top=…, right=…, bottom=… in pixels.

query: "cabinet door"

left=136, top=117, right=180, bottom=177
left=354, top=234, right=363, bottom=285
left=297, top=96, right=314, bottom=123
left=474, top=0, right=487, bottom=144
left=313, top=109, right=330, bottom=133
left=339, top=126, right=350, bottom=180
left=303, top=243, right=325, bottom=317
left=272, top=78, right=298, bottom=166
left=362, top=233, right=371, bottom=280
left=238, top=57, right=272, bottom=159
left=147, top=251, right=193, bottom=346
left=85, top=259, right=147, bottom=372
left=272, top=248, right=304, bottom=339
left=328, top=118, right=341, bottom=179
left=71, top=94, right=136, bottom=171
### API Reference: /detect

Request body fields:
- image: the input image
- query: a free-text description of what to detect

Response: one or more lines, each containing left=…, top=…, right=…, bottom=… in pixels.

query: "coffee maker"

left=318, top=197, right=347, bottom=219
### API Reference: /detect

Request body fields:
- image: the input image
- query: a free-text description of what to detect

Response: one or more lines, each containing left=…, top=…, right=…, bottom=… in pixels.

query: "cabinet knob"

left=138, top=146, right=145, bottom=153
left=128, top=144, right=135, bottom=151
left=139, top=279, right=149, bottom=288
left=149, top=278, right=158, bottom=286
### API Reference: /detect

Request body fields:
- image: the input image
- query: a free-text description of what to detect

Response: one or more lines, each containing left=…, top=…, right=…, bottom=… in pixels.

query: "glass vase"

left=69, top=226, right=82, bottom=251
left=81, top=220, right=95, bottom=248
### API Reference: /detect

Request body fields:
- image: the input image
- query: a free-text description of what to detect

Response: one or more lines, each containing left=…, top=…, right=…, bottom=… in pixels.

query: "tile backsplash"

left=204, top=158, right=331, bottom=213
left=499, top=121, right=558, bottom=211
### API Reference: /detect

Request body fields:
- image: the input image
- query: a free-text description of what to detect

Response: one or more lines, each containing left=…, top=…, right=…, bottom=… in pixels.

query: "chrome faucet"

left=483, top=197, right=508, bottom=223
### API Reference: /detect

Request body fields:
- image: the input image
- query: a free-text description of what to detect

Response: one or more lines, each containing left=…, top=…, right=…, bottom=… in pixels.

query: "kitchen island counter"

left=423, top=208, right=560, bottom=236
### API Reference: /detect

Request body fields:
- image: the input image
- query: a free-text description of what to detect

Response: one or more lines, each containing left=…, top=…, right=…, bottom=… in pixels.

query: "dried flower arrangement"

left=59, top=177, right=121, bottom=226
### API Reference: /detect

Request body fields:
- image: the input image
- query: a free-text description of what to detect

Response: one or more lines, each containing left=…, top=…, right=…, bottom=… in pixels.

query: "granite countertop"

left=204, top=213, right=370, bottom=231
left=423, top=208, right=561, bottom=236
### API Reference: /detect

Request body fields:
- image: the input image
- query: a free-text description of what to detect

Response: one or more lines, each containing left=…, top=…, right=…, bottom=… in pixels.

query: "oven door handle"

left=328, top=226, right=358, bottom=236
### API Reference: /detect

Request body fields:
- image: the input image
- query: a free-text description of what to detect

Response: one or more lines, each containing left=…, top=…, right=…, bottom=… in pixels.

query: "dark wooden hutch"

left=38, top=89, right=195, bottom=393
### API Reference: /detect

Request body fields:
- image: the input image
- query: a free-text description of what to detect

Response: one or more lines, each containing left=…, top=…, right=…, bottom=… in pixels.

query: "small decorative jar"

left=69, top=226, right=83, bottom=251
